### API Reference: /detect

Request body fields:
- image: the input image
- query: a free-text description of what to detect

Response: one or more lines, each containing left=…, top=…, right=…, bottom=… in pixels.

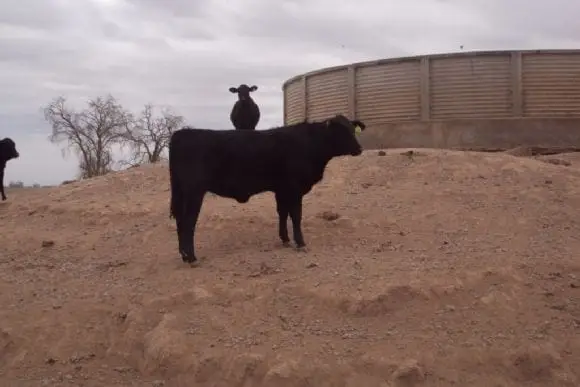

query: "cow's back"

left=208, top=130, right=290, bottom=194
left=169, top=125, right=324, bottom=198
left=170, top=128, right=285, bottom=193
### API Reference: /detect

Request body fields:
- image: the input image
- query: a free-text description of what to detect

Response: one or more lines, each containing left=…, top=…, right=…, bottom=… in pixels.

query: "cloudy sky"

left=1, top=0, right=578, bottom=185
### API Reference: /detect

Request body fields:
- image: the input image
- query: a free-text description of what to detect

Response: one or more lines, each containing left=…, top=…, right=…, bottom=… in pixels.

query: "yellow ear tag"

left=354, top=125, right=362, bottom=135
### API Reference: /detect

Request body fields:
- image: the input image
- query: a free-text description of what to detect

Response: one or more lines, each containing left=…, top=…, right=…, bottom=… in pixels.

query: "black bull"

left=168, top=114, right=366, bottom=264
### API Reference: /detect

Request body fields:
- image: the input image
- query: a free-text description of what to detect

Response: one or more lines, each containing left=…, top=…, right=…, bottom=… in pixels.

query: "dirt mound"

left=502, top=146, right=580, bottom=168
left=503, top=146, right=580, bottom=157
left=1, top=148, right=580, bottom=386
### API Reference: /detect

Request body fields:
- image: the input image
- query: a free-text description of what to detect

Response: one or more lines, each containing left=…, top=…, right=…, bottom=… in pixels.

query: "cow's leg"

left=178, top=191, right=205, bottom=264
left=288, top=194, right=306, bottom=248
left=175, top=214, right=190, bottom=260
left=275, top=192, right=290, bottom=246
left=0, top=167, right=5, bottom=201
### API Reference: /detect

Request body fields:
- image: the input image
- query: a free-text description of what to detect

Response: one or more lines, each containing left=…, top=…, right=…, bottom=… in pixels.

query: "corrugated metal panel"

left=284, top=80, right=305, bottom=125
left=522, top=53, right=580, bottom=117
left=430, top=55, right=512, bottom=119
left=355, top=60, right=421, bottom=123
left=306, top=69, right=349, bottom=121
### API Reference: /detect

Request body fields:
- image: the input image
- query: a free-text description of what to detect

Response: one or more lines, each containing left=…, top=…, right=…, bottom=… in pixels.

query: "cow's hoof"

left=181, top=254, right=197, bottom=264
left=281, top=241, right=291, bottom=248
left=295, top=245, right=308, bottom=253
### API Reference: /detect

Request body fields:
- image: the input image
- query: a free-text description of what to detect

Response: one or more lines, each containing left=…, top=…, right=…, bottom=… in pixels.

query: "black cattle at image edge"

left=0, top=138, right=20, bottom=201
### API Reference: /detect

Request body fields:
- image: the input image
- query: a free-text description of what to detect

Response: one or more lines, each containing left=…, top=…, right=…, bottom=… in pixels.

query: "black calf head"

left=0, top=138, right=19, bottom=162
left=229, top=84, right=258, bottom=101
left=324, top=115, right=366, bottom=157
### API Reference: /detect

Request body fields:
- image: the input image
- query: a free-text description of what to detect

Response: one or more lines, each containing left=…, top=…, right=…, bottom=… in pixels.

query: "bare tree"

left=121, top=104, right=185, bottom=166
left=44, top=94, right=130, bottom=179
left=8, top=181, right=24, bottom=188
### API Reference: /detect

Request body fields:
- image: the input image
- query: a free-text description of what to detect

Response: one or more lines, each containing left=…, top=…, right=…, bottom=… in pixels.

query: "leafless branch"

left=121, top=103, right=185, bottom=165
left=43, top=94, right=131, bottom=179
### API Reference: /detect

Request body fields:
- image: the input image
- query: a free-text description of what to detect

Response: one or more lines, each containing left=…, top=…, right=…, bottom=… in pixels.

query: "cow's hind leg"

left=177, top=191, right=205, bottom=264
left=275, top=192, right=290, bottom=247
left=175, top=215, right=191, bottom=260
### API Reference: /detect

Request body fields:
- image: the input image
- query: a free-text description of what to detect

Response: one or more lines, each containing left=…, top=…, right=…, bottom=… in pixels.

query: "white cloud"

left=1, top=0, right=579, bottom=184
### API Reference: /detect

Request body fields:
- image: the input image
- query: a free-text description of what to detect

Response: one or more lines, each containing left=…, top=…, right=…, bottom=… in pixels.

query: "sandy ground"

left=1, top=148, right=579, bottom=387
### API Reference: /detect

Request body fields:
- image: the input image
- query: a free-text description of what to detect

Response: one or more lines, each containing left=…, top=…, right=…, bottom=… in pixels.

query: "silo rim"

left=281, top=48, right=580, bottom=90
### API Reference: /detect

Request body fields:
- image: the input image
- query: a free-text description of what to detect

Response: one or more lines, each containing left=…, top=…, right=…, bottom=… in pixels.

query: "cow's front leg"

left=275, top=192, right=290, bottom=247
left=288, top=194, right=306, bottom=249
left=0, top=168, right=6, bottom=201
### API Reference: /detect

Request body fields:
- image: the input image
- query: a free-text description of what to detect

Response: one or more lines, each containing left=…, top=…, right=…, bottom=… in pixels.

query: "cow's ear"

left=351, top=120, right=366, bottom=131
left=229, top=87, right=238, bottom=93
left=250, top=85, right=258, bottom=92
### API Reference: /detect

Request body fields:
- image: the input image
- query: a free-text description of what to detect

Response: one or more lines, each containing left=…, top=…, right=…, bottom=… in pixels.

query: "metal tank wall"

left=282, top=50, right=580, bottom=149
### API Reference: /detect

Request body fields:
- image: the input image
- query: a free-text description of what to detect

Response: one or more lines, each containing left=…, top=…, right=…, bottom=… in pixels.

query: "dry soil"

left=1, top=148, right=579, bottom=387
